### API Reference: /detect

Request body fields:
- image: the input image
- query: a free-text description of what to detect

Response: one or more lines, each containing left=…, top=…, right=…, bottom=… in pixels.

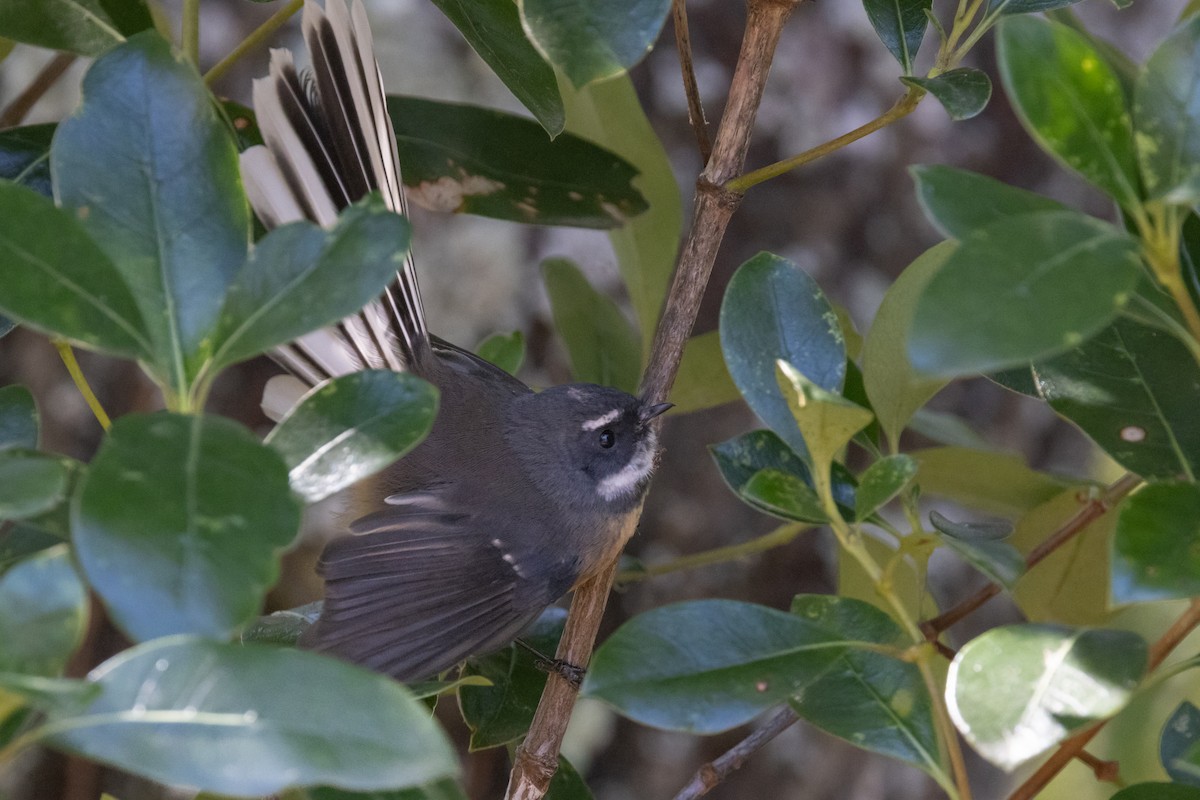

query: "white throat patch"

left=596, top=429, right=658, bottom=502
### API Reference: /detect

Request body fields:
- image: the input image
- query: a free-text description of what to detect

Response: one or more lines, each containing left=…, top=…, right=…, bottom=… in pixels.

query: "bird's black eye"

left=599, top=429, right=615, bottom=448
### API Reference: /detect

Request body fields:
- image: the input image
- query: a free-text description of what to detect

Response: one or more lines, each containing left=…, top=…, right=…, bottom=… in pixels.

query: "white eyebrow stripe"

left=581, top=409, right=621, bottom=431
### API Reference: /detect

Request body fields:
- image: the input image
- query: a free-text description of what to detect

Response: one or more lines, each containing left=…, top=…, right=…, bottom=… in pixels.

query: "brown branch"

left=673, top=707, right=800, bottom=800
left=1007, top=596, right=1200, bottom=800
left=920, top=473, right=1142, bottom=640
left=505, top=1, right=803, bottom=797
left=1075, top=749, right=1121, bottom=785
left=0, top=52, right=76, bottom=128
left=672, top=0, right=712, bottom=164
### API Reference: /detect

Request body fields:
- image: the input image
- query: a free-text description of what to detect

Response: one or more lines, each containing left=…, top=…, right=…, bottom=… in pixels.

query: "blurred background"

left=0, top=1, right=1190, bottom=798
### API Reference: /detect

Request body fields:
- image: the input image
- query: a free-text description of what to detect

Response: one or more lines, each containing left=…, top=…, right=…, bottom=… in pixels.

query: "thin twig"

left=54, top=341, right=111, bottom=431
left=0, top=52, right=76, bottom=128
left=1075, top=749, right=1121, bottom=786
left=672, top=0, right=712, bottom=163
left=1006, top=597, right=1200, bottom=800
left=204, top=0, right=305, bottom=86
left=920, top=473, right=1142, bottom=639
left=505, top=2, right=803, bottom=797
left=673, top=708, right=800, bottom=800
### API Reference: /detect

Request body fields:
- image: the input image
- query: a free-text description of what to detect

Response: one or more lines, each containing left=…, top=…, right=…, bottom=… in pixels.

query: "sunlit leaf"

left=776, top=361, right=873, bottom=474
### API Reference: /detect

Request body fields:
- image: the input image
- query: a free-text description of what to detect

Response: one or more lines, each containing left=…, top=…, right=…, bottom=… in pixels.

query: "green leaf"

left=583, top=599, right=850, bottom=734
left=669, top=331, right=740, bottom=414
left=0, top=0, right=152, bottom=55
left=520, top=0, right=670, bottom=89
left=720, top=254, right=847, bottom=460
left=73, top=413, right=301, bottom=641
left=908, top=210, right=1140, bottom=377
left=0, top=181, right=151, bottom=360
left=307, top=780, right=469, bottom=800
left=776, top=361, right=873, bottom=475
left=1134, top=17, right=1200, bottom=203
left=52, top=32, right=250, bottom=394
left=0, top=451, right=72, bottom=520
left=388, top=97, right=644, bottom=228
left=742, top=469, right=828, bottom=523
left=928, top=510, right=1024, bottom=589
left=426, top=0, right=563, bottom=136
left=996, top=16, right=1141, bottom=210
left=901, top=68, right=991, bottom=120
left=0, top=673, right=97, bottom=713
left=210, top=200, right=412, bottom=373
left=1162, top=701, right=1200, bottom=786
left=561, top=75, right=682, bottom=355
left=862, top=242, right=953, bottom=449
left=0, top=385, right=37, bottom=450
left=0, top=123, right=54, bottom=196
left=240, top=602, right=322, bottom=647
left=709, top=429, right=857, bottom=518
left=0, top=525, right=64, bottom=571
left=265, top=371, right=437, bottom=504
left=986, top=0, right=1086, bottom=15
left=948, top=625, right=1146, bottom=770
left=1033, top=316, right=1200, bottom=481
left=863, top=0, right=931, bottom=73
left=475, top=331, right=525, bottom=376
left=39, top=637, right=458, bottom=795
left=789, top=595, right=947, bottom=786
left=542, top=257, right=641, bottom=393
left=1110, top=786, right=1200, bottom=800
left=854, top=455, right=917, bottom=520
left=912, top=447, right=1073, bottom=517
left=1112, top=482, right=1200, bottom=603
left=0, top=546, right=87, bottom=676
left=459, top=607, right=565, bottom=750
left=546, top=756, right=594, bottom=800
left=910, top=165, right=1066, bottom=240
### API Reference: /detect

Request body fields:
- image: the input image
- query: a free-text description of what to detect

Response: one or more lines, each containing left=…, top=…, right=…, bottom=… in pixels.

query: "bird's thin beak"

left=638, top=402, right=674, bottom=424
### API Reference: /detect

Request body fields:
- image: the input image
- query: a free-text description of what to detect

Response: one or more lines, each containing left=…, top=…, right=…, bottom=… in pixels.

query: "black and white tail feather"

left=241, top=0, right=426, bottom=397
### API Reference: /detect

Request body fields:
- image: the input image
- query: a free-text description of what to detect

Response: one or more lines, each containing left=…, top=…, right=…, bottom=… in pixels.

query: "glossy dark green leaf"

left=475, top=331, right=525, bottom=376
left=997, top=17, right=1141, bottom=210
left=39, top=637, right=458, bottom=795
left=458, top=607, right=565, bottom=750
left=210, top=200, right=411, bottom=373
left=929, top=510, right=1024, bottom=589
left=52, top=32, right=250, bottom=393
left=986, top=0, right=1086, bottom=15
left=520, top=0, right=670, bottom=88
left=0, top=525, right=64, bottom=571
left=0, top=124, right=54, bottom=196
left=240, top=602, right=322, bottom=647
left=307, top=780, right=468, bottom=800
left=0, top=546, right=87, bottom=676
left=1110, top=786, right=1200, bottom=800
left=908, top=210, right=1140, bottom=377
left=1033, top=316, right=1200, bottom=481
left=583, top=600, right=849, bottom=734
left=1112, top=482, right=1200, bottom=603
left=426, top=0, right=563, bottom=136
left=1134, top=17, right=1200, bottom=203
left=720, top=253, right=847, bottom=460
left=0, top=181, right=151, bottom=360
left=542, top=258, right=641, bottom=393
left=947, top=624, right=1146, bottom=770
left=0, top=450, right=72, bottom=520
left=266, top=371, right=437, bottom=504
left=901, top=68, right=991, bottom=120
left=73, top=413, right=301, bottom=642
left=0, top=0, right=151, bottom=54
left=789, top=595, right=947, bottom=786
left=1162, top=701, right=1200, bottom=786
left=862, top=242, right=954, bottom=449
left=0, top=385, right=37, bottom=451
left=387, top=97, right=645, bottom=228
left=910, top=165, right=1066, bottom=240
left=863, top=0, right=930, bottom=73
left=854, top=455, right=917, bottom=520
left=743, top=469, right=828, bottom=523
left=669, top=331, right=740, bottom=414
left=709, top=430, right=857, bottom=517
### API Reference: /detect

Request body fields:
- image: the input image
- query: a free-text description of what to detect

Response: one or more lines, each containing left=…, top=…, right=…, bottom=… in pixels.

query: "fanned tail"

left=240, top=0, right=427, bottom=386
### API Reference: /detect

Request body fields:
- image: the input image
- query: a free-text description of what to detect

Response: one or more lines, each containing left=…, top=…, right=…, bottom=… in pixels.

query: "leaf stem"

left=615, top=522, right=810, bottom=584
left=1140, top=204, right=1200, bottom=349
left=182, top=0, right=201, bottom=66
left=54, top=340, right=112, bottom=431
left=204, top=0, right=305, bottom=86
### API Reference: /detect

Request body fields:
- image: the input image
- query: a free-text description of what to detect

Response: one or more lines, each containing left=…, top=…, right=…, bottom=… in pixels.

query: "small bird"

left=239, top=0, right=669, bottom=681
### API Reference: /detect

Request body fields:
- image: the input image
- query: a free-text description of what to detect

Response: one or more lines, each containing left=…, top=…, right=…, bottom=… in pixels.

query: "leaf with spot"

left=901, top=68, right=991, bottom=120
left=947, top=624, right=1147, bottom=770
left=789, top=595, right=949, bottom=790
left=73, top=413, right=301, bottom=642
left=997, top=16, right=1141, bottom=211
left=929, top=510, right=1024, bottom=589
left=0, top=546, right=87, bottom=676
left=908, top=210, right=1141, bottom=377
left=862, top=0, right=930, bottom=73
left=854, top=455, right=917, bottom=520
left=1162, top=701, right=1200, bottom=787
left=36, top=637, right=458, bottom=795
left=742, top=469, right=828, bottom=523
left=1112, top=482, right=1200, bottom=604
left=387, top=96, right=646, bottom=229
left=1134, top=16, right=1200, bottom=204
left=0, top=0, right=153, bottom=55
left=0, top=124, right=54, bottom=196
left=475, top=331, right=525, bottom=376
